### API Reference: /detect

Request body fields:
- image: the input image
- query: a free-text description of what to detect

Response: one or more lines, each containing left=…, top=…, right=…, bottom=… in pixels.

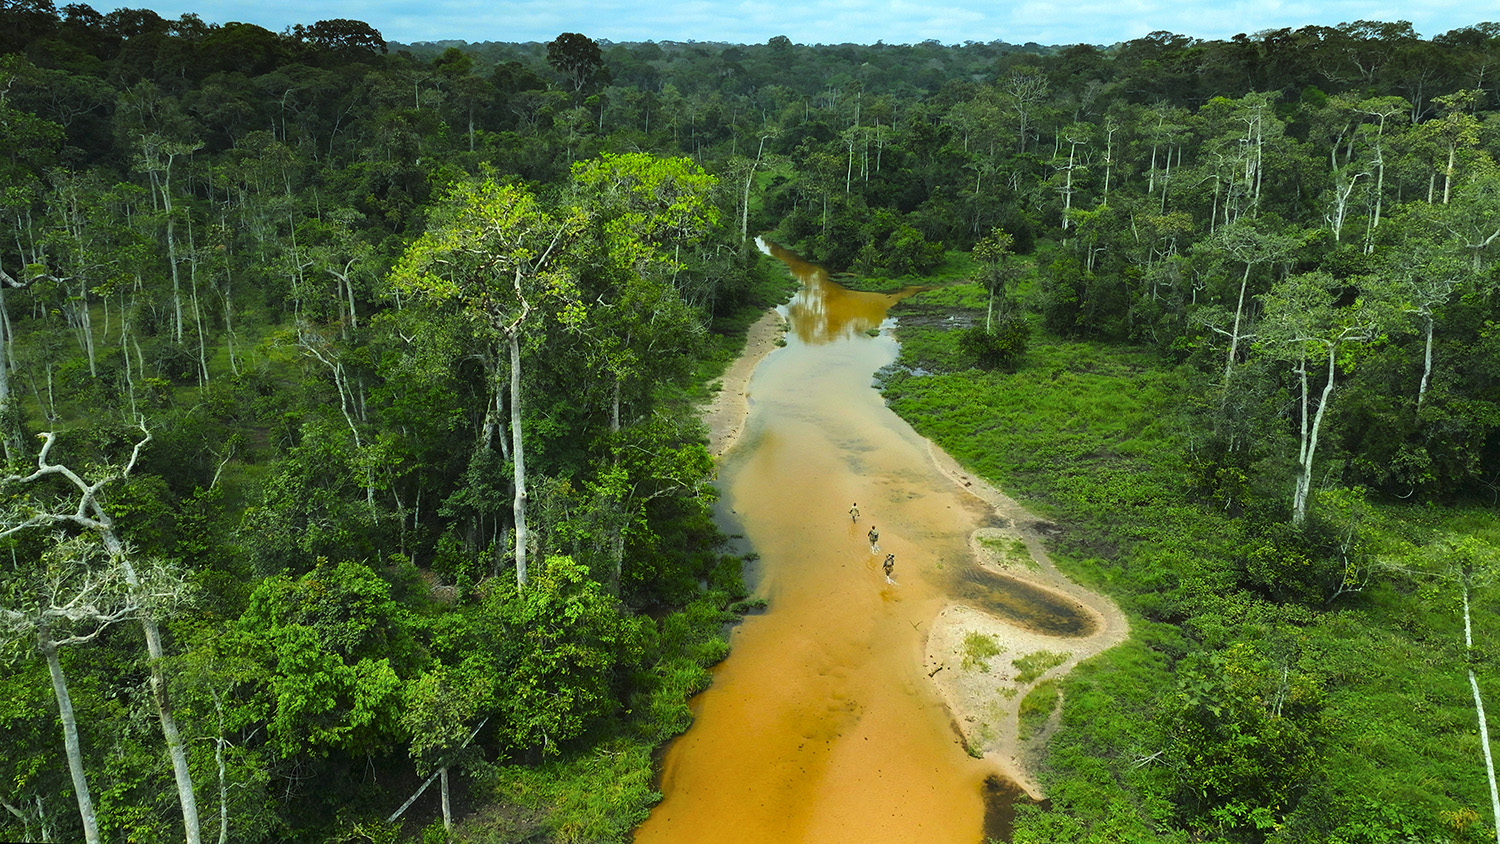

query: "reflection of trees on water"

left=788, top=280, right=891, bottom=343
left=763, top=239, right=923, bottom=345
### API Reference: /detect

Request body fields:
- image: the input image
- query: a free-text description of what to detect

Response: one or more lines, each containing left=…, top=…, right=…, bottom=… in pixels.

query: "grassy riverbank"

left=882, top=281, right=1500, bottom=843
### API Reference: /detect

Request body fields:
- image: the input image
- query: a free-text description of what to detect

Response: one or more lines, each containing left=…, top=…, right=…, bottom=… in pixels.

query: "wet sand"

left=637, top=243, right=1126, bottom=843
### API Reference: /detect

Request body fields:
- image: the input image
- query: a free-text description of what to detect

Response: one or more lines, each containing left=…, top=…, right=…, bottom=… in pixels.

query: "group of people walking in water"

left=850, top=503, right=897, bottom=584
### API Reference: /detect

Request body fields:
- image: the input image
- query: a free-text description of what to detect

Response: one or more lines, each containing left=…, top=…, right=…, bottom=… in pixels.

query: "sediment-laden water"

left=632, top=243, right=1089, bottom=844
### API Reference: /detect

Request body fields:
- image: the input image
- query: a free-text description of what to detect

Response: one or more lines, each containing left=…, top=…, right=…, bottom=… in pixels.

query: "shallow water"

left=632, top=243, right=1083, bottom=844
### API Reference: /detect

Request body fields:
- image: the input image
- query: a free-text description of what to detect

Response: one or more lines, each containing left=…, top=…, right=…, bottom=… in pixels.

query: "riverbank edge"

left=920, top=440, right=1131, bottom=800
left=703, top=307, right=787, bottom=458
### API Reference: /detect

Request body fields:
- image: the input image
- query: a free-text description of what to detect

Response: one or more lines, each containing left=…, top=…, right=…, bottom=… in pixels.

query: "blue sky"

left=130, top=0, right=1486, bottom=46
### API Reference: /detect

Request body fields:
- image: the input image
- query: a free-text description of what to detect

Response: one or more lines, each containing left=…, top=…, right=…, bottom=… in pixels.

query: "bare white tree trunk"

left=440, top=767, right=452, bottom=832
left=134, top=574, right=201, bottom=844
left=1418, top=315, right=1435, bottom=409
left=166, top=199, right=184, bottom=343
left=1223, top=261, right=1253, bottom=395
left=741, top=135, right=768, bottom=244
left=74, top=277, right=96, bottom=378
left=188, top=221, right=209, bottom=385
left=1443, top=144, right=1456, bottom=206
left=0, top=277, right=13, bottom=461
left=1462, top=577, right=1500, bottom=844
left=509, top=330, right=529, bottom=587
left=42, top=638, right=99, bottom=844
left=1293, top=347, right=1337, bottom=524
left=212, top=689, right=230, bottom=844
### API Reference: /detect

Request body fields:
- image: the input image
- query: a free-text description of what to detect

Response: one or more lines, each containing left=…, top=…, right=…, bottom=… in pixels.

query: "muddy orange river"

left=633, top=242, right=1060, bottom=844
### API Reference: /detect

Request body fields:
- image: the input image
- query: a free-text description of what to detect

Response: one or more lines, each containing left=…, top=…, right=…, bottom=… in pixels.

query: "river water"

left=633, top=243, right=1052, bottom=844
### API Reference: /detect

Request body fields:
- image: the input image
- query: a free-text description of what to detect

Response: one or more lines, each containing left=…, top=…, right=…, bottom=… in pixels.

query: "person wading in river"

left=850, top=502, right=859, bottom=522
left=883, top=553, right=896, bottom=584
left=867, top=525, right=880, bottom=552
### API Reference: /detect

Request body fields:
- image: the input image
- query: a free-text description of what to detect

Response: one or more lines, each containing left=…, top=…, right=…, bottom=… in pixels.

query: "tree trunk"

left=96, top=521, right=201, bottom=844
left=1293, top=346, right=1337, bottom=524
left=75, top=278, right=96, bottom=378
left=1223, top=261, right=1253, bottom=397
left=42, top=638, right=99, bottom=844
left=611, top=529, right=626, bottom=595
left=387, top=717, right=488, bottom=825
left=845, top=131, right=855, bottom=196
left=508, top=331, right=529, bottom=587
left=1443, top=144, right=1456, bottom=205
left=121, top=312, right=137, bottom=418
left=0, top=281, right=14, bottom=461
left=741, top=136, right=767, bottom=246
left=1102, top=124, right=1114, bottom=205
left=124, top=561, right=202, bottom=843
left=440, top=767, right=452, bottom=832
left=1418, top=315, right=1435, bottom=408
left=1462, top=577, right=1500, bottom=844
left=189, top=232, right=209, bottom=385
left=1210, top=178, right=1221, bottom=235
left=221, top=284, right=239, bottom=376
left=1160, top=144, right=1172, bottom=215
left=0, top=273, right=12, bottom=371
left=1365, top=145, right=1386, bottom=254
left=611, top=378, right=621, bottom=434
left=212, top=689, right=229, bottom=844
left=344, top=271, right=359, bottom=331
left=167, top=211, right=184, bottom=344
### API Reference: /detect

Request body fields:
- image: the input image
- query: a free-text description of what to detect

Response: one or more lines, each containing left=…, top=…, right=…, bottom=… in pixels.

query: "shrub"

left=958, top=316, right=1030, bottom=372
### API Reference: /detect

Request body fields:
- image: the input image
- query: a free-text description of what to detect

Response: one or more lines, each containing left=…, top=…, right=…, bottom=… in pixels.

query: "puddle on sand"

left=632, top=242, right=1087, bottom=844
left=948, top=567, right=1097, bottom=638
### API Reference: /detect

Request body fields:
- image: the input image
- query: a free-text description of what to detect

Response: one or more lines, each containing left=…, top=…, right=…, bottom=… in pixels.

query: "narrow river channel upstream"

left=632, top=241, right=1118, bottom=844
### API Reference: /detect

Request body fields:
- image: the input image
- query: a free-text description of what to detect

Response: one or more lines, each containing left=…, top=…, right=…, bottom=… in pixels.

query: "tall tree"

left=391, top=177, right=588, bottom=587
left=399, top=661, right=493, bottom=832
left=1352, top=95, right=1409, bottom=252
left=973, top=227, right=1017, bottom=332
left=1386, top=241, right=1465, bottom=408
left=1, top=426, right=202, bottom=843
left=546, top=32, right=607, bottom=98
left=1256, top=271, right=1394, bottom=523
left=1438, top=535, right=1500, bottom=844
left=1196, top=217, right=1305, bottom=397
left=135, top=133, right=203, bottom=344
left=0, top=539, right=138, bottom=844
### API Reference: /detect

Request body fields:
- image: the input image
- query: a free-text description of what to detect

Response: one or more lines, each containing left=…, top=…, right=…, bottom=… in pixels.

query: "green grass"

left=458, top=738, right=659, bottom=844
left=1012, top=650, right=1068, bottom=685
left=880, top=291, right=1500, bottom=839
left=835, top=251, right=981, bottom=293
left=1017, top=680, right=1060, bottom=742
left=962, top=631, right=1006, bottom=671
left=979, top=535, right=1036, bottom=570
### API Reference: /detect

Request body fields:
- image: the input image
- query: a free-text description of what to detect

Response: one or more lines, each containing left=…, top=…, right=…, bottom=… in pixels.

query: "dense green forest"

left=5, top=2, right=1500, bottom=841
